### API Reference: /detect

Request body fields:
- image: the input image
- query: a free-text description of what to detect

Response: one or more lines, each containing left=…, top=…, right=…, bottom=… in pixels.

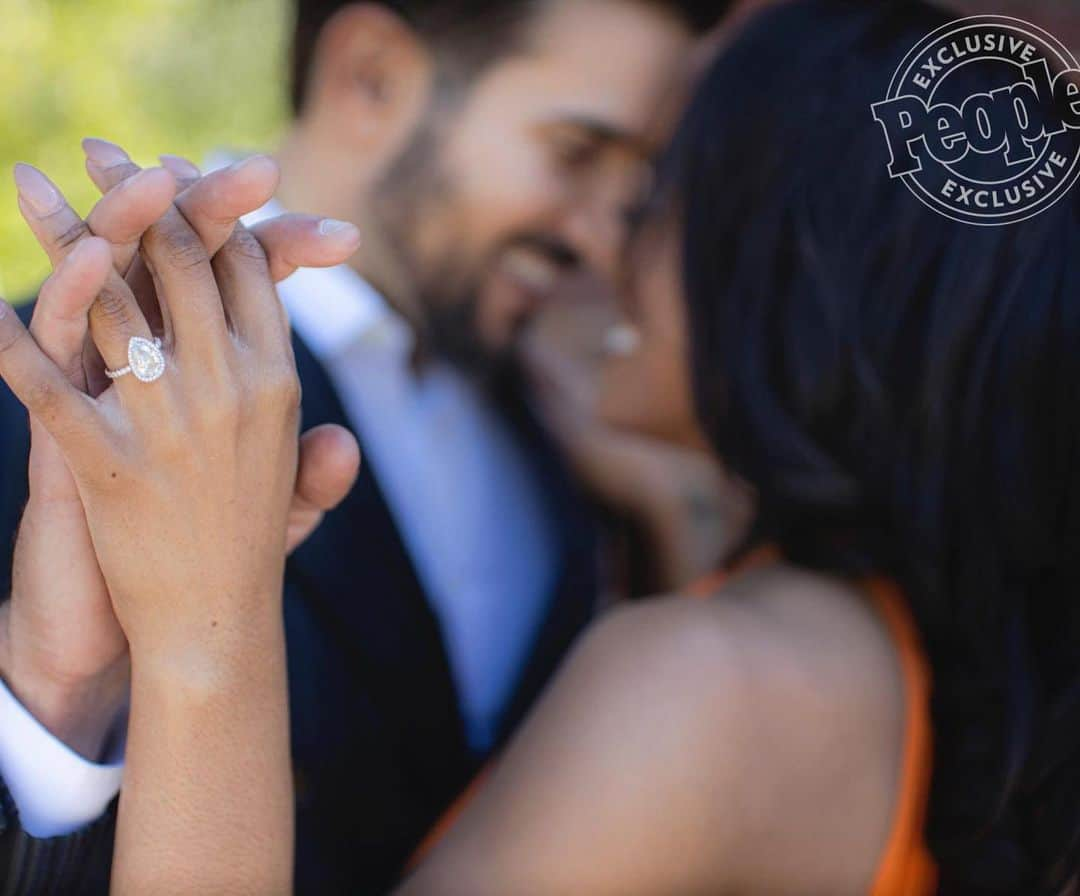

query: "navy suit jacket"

left=0, top=307, right=598, bottom=894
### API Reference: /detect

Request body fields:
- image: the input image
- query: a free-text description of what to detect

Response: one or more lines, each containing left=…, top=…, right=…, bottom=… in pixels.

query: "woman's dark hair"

left=661, top=0, right=1080, bottom=891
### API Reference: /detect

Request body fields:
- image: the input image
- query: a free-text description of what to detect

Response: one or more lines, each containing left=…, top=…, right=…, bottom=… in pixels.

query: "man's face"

left=374, top=0, right=696, bottom=371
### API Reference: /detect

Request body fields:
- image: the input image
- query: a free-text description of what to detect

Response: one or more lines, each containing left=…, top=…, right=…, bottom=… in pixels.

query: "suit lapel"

left=288, top=334, right=598, bottom=767
left=286, top=334, right=470, bottom=794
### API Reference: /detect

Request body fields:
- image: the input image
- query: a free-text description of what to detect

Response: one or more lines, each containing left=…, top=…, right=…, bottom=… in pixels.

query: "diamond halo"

left=105, top=337, right=166, bottom=383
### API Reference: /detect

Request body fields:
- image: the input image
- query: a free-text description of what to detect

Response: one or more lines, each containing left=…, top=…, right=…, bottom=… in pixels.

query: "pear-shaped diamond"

left=129, top=337, right=166, bottom=383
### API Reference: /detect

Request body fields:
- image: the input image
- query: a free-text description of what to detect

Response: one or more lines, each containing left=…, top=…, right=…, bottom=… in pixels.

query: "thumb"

left=24, top=238, right=113, bottom=502
left=286, top=424, right=361, bottom=554
left=31, top=237, right=113, bottom=388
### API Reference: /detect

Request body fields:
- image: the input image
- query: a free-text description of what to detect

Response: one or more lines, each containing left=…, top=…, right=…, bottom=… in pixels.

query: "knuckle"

left=279, top=372, right=303, bottom=413
left=52, top=220, right=90, bottom=253
left=0, top=323, right=25, bottom=358
left=259, top=364, right=302, bottom=412
left=201, top=382, right=244, bottom=428
left=93, top=285, right=136, bottom=330
left=224, top=227, right=270, bottom=270
left=152, top=223, right=208, bottom=272
left=24, top=378, right=62, bottom=419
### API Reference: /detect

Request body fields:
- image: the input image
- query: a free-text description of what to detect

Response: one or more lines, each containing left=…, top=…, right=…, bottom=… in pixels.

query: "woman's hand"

left=0, top=168, right=306, bottom=892
left=76, top=142, right=366, bottom=557
left=521, top=292, right=748, bottom=592
left=1, top=188, right=299, bottom=657
left=0, top=152, right=360, bottom=760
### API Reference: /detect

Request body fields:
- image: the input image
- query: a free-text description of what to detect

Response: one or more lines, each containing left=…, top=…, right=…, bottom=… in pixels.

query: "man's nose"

left=562, top=199, right=625, bottom=286
left=561, top=156, right=648, bottom=284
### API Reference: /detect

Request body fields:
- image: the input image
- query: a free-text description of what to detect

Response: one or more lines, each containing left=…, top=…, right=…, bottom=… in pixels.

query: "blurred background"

left=0, top=0, right=288, bottom=301
left=2, top=0, right=1078, bottom=302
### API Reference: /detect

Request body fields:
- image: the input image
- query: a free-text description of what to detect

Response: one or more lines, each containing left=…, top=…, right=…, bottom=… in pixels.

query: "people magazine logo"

left=872, top=16, right=1080, bottom=226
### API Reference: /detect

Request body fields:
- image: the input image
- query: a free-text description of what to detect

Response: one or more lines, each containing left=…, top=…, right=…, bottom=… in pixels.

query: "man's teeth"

left=502, top=252, right=560, bottom=292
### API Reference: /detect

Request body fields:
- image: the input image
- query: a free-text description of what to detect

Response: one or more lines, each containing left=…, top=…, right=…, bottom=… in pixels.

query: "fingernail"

left=13, top=164, right=62, bottom=216
left=318, top=218, right=359, bottom=238
left=82, top=137, right=130, bottom=169
left=117, top=166, right=164, bottom=194
left=159, top=154, right=200, bottom=179
left=0, top=299, right=9, bottom=320
left=228, top=155, right=265, bottom=174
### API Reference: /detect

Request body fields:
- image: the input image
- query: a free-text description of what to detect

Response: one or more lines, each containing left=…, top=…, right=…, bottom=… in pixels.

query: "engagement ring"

left=106, top=336, right=166, bottom=383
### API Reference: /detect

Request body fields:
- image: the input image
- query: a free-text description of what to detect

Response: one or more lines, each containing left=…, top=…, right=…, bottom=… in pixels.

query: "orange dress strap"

left=408, top=767, right=489, bottom=868
left=686, top=543, right=781, bottom=597
left=691, top=561, right=937, bottom=894
left=862, top=577, right=938, bottom=896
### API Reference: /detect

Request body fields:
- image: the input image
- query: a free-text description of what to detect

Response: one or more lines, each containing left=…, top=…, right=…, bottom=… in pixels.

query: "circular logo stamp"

left=871, top=16, right=1080, bottom=226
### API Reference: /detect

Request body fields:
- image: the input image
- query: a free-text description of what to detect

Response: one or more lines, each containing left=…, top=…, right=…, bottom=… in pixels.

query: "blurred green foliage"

left=0, top=0, right=289, bottom=301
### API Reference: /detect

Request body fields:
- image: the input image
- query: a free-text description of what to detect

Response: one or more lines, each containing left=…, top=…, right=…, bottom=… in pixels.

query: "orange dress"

left=861, top=575, right=938, bottom=895
left=413, top=560, right=938, bottom=895
left=689, top=557, right=938, bottom=894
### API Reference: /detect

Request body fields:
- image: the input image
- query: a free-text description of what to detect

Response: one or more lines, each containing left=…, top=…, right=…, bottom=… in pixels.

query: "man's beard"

left=417, top=232, right=581, bottom=384
left=419, top=272, right=516, bottom=387
left=372, top=117, right=519, bottom=387
left=385, top=217, right=519, bottom=387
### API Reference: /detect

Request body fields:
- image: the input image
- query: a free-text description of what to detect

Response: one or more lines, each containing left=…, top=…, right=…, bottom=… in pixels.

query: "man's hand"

left=521, top=283, right=749, bottom=592
left=0, top=147, right=360, bottom=758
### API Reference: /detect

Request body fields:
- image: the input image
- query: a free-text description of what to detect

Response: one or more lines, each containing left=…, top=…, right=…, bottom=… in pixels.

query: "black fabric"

left=0, top=781, right=114, bottom=896
left=0, top=305, right=32, bottom=606
left=0, top=309, right=598, bottom=894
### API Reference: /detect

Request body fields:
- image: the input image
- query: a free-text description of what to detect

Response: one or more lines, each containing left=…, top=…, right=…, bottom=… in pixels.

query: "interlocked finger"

left=84, top=140, right=279, bottom=272
left=15, top=161, right=174, bottom=277
left=31, top=238, right=114, bottom=388
left=138, top=196, right=230, bottom=367
left=14, top=164, right=159, bottom=386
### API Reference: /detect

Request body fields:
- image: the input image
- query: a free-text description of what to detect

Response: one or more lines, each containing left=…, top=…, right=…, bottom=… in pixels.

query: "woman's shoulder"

left=567, top=564, right=909, bottom=892
left=414, top=565, right=911, bottom=894
left=590, top=563, right=905, bottom=719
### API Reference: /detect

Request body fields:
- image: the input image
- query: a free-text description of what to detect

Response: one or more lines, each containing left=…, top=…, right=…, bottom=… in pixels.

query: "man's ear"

left=304, top=3, right=434, bottom=167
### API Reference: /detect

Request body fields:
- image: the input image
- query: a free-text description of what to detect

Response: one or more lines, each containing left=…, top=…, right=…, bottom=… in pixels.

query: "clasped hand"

left=0, top=143, right=361, bottom=756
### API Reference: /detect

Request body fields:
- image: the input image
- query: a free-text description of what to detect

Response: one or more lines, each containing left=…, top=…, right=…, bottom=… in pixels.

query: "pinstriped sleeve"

left=0, top=780, right=114, bottom=896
